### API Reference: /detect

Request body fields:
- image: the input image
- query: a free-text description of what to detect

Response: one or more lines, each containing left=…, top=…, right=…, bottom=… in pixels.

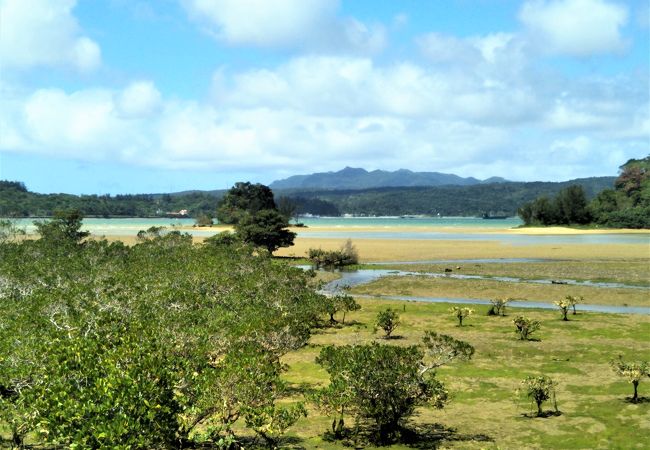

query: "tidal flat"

left=272, top=230, right=649, bottom=448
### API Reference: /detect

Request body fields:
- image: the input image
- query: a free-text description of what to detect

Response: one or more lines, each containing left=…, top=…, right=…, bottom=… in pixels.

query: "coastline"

left=184, top=225, right=650, bottom=235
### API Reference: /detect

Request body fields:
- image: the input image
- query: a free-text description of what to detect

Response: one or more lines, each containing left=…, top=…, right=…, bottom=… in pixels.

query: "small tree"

left=610, top=357, right=650, bottom=403
left=375, top=308, right=400, bottom=338
left=513, top=316, right=540, bottom=340
left=449, top=306, right=473, bottom=326
left=314, top=343, right=448, bottom=444
left=194, top=213, right=214, bottom=227
left=565, top=295, right=582, bottom=315
left=521, top=375, right=557, bottom=416
left=325, top=292, right=360, bottom=324
left=554, top=298, right=571, bottom=321
left=488, top=297, right=510, bottom=316
left=34, top=209, right=89, bottom=245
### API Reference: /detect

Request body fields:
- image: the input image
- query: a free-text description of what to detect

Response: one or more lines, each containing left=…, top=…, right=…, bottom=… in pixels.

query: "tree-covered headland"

left=518, top=156, right=650, bottom=228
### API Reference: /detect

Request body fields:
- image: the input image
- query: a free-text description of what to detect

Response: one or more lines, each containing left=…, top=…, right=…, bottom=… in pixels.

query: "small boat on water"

left=481, top=213, right=509, bottom=219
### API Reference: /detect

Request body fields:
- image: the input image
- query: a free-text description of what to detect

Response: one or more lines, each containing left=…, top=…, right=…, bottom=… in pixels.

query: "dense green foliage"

left=0, top=220, right=327, bottom=447
left=308, top=239, right=359, bottom=268
left=216, top=182, right=276, bottom=225
left=517, top=185, right=591, bottom=226
left=590, top=156, right=650, bottom=228
left=314, top=343, right=448, bottom=444
left=519, top=157, right=650, bottom=228
left=0, top=181, right=220, bottom=218
left=234, top=208, right=296, bottom=253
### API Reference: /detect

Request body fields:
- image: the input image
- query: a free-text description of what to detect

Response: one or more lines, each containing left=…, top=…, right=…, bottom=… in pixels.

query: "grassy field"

left=350, top=276, right=650, bottom=308
left=371, top=260, right=650, bottom=286
left=279, top=297, right=650, bottom=449
left=276, top=237, right=649, bottom=262
left=273, top=235, right=649, bottom=448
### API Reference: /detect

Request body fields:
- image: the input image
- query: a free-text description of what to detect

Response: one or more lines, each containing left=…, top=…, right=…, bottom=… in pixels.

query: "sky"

left=0, top=0, right=648, bottom=195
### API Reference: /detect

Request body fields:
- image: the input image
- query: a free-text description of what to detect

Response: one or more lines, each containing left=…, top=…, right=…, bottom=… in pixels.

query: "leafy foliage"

left=308, top=239, right=359, bottom=268
left=375, top=308, right=400, bottom=338
left=324, top=291, right=360, bottom=324
left=610, top=357, right=650, bottom=402
left=0, top=225, right=327, bottom=447
left=554, top=298, right=572, bottom=321
left=216, top=182, right=276, bottom=225
left=513, top=316, right=541, bottom=340
left=518, top=185, right=591, bottom=226
left=235, top=209, right=296, bottom=253
left=449, top=306, right=474, bottom=326
left=488, top=297, right=510, bottom=316
left=314, top=343, right=448, bottom=444
left=33, top=209, right=90, bottom=245
left=520, top=375, right=557, bottom=416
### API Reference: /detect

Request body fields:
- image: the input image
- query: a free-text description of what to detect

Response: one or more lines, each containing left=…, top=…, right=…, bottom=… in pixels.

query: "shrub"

left=375, top=308, right=400, bottom=338
left=520, top=375, right=557, bottom=417
left=513, top=316, right=541, bottom=340
left=449, top=306, right=474, bottom=326
left=314, top=343, right=448, bottom=444
left=488, top=297, right=510, bottom=316
left=308, top=239, right=359, bottom=268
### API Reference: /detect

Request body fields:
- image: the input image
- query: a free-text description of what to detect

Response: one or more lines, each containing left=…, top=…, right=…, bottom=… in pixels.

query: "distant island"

left=0, top=170, right=616, bottom=220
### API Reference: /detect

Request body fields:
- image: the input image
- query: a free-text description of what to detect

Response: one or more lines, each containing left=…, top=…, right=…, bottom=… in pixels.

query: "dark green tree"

left=216, top=182, right=276, bottom=224
left=33, top=209, right=89, bottom=244
left=234, top=209, right=296, bottom=253
left=556, top=185, right=591, bottom=224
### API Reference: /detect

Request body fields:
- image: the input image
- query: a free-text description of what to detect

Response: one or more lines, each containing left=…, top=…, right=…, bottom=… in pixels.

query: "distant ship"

left=481, top=213, right=509, bottom=219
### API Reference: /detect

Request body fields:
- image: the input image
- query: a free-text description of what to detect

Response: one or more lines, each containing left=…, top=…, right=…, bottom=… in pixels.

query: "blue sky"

left=0, top=0, right=648, bottom=194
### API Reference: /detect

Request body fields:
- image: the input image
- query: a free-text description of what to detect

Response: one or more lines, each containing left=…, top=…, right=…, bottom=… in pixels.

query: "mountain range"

left=269, top=167, right=507, bottom=190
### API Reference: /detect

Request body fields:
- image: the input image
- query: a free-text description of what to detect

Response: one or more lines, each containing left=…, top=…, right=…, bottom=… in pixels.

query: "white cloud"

left=1, top=48, right=646, bottom=182
left=180, top=0, right=385, bottom=53
left=118, top=81, right=162, bottom=118
left=519, top=0, right=629, bottom=56
left=0, top=0, right=101, bottom=71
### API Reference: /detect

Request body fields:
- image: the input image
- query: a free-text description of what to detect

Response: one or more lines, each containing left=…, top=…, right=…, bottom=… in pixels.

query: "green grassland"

left=279, top=297, right=650, bottom=449
left=366, top=259, right=650, bottom=287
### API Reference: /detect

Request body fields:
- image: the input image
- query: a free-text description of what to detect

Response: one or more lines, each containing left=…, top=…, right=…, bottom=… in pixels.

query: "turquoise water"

left=8, top=217, right=650, bottom=246
left=297, top=216, right=523, bottom=229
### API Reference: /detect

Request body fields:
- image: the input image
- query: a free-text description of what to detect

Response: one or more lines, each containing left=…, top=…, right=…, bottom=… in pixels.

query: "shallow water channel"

left=298, top=263, right=650, bottom=315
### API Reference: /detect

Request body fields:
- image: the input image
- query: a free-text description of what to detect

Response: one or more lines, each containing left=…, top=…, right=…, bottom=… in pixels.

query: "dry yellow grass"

left=276, top=237, right=649, bottom=262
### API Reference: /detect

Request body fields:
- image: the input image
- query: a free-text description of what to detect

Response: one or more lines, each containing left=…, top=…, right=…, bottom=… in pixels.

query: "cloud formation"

left=180, top=0, right=386, bottom=53
left=519, top=0, right=629, bottom=56
left=0, top=0, right=101, bottom=71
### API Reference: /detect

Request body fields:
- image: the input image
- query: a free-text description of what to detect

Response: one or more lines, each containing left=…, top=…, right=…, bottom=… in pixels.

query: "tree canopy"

left=216, top=182, right=276, bottom=224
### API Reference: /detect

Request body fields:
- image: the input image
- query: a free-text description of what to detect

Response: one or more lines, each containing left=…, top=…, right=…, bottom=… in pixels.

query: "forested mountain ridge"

left=280, top=177, right=616, bottom=217
left=0, top=177, right=615, bottom=218
left=270, top=167, right=508, bottom=190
